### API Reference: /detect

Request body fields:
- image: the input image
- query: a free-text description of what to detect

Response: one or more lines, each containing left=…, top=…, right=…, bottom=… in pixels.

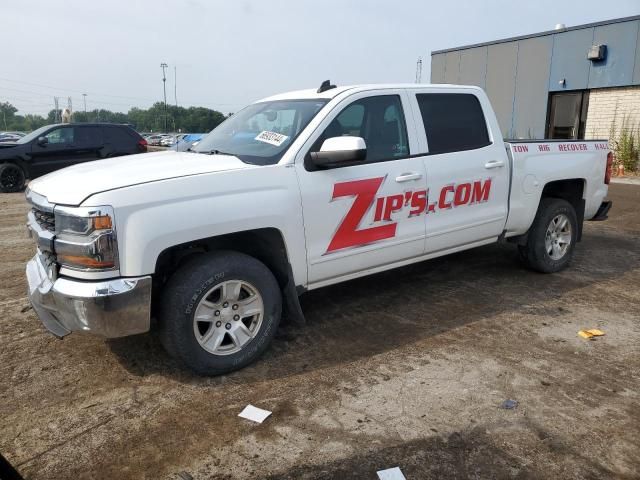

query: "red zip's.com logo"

left=326, top=176, right=492, bottom=253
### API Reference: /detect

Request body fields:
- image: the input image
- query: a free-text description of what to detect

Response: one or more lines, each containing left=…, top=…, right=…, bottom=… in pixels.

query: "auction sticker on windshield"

left=255, top=131, right=288, bottom=146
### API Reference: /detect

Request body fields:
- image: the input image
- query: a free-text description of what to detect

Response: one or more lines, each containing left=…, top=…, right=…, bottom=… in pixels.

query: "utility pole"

left=53, top=97, right=60, bottom=123
left=174, top=66, right=178, bottom=107
left=160, top=62, right=168, bottom=132
left=82, top=93, right=87, bottom=121
left=415, top=57, right=423, bottom=84
left=174, top=65, right=178, bottom=134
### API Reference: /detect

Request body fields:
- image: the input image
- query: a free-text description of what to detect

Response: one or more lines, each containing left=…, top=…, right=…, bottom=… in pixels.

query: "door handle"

left=395, top=172, right=423, bottom=182
left=484, top=160, right=504, bottom=169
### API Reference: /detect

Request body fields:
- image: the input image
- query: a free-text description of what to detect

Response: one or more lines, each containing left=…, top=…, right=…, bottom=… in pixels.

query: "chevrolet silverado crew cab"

left=25, top=82, right=613, bottom=375
left=0, top=123, right=147, bottom=192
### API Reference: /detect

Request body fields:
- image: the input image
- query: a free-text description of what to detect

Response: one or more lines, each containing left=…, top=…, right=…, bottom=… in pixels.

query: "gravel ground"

left=1, top=184, right=639, bottom=479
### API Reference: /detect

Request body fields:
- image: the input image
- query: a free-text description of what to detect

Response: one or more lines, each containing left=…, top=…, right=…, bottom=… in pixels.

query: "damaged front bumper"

left=26, top=254, right=152, bottom=338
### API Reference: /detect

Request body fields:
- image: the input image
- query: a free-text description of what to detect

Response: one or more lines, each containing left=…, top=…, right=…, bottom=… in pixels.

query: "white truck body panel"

left=26, top=84, right=610, bottom=295
left=29, top=150, right=251, bottom=206
left=504, top=141, right=610, bottom=235
left=86, top=163, right=308, bottom=285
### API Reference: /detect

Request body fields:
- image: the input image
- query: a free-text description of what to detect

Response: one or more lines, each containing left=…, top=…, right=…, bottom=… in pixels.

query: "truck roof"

left=258, top=83, right=481, bottom=102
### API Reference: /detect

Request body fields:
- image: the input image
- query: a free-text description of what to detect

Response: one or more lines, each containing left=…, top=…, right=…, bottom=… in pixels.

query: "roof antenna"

left=317, top=80, right=337, bottom=93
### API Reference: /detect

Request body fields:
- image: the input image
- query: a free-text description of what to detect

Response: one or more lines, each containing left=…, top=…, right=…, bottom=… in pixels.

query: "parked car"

left=0, top=131, right=25, bottom=142
left=25, top=82, right=612, bottom=375
left=146, top=134, right=171, bottom=146
left=0, top=133, right=24, bottom=143
left=173, top=133, right=205, bottom=151
left=160, top=135, right=176, bottom=147
left=0, top=123, right=147, bottom=192
left=0, top=131, right=26, bottom=137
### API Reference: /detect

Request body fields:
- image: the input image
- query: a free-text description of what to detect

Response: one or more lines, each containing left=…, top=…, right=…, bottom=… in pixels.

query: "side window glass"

left=335, top=104, right=365, bottom=137
left=311, top=95, right=409, bottom=166
left=76, top=127, right=102, bottom=146
left=416, top=93, right=490, bottom=155
left=45, top=127, right=74, bottom=145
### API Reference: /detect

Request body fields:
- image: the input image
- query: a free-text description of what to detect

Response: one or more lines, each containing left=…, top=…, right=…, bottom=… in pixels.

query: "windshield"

left=17, top=125, right=51, bottom=144
left=193, top=99, right=328, bottom=165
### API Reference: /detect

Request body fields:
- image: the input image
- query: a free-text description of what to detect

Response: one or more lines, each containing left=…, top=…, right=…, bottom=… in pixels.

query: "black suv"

left=0, top=123, right=147, bottom=192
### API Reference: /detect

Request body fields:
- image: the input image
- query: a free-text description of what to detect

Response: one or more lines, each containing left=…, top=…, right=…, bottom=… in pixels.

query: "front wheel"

left=518, top=198, right=578, bottom=273
left=159, top=251, right=282, bottom=375
left=0, top=163, right=26, bottom=193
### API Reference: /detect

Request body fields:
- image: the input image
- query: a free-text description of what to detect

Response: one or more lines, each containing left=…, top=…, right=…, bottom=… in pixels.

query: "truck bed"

left=503, top=139, right=610, bottom=237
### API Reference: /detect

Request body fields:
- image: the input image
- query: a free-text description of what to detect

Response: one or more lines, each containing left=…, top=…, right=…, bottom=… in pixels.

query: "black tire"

left=0, top=163, right=26, bottom=193
left=518, top=198, right=578, bottom=273
left=159, top=251, right=282, bottom=375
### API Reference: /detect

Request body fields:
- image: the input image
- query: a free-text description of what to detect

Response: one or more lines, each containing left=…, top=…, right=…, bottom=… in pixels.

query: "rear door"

left=74, top=126, right=104, bottom=162
left=296, top=90, right=427, bottom=286
left=410, top=90, right=510, bottom=253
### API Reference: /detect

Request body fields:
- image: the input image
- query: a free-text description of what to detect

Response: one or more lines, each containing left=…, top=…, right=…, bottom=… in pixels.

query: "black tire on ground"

left=518, top=197, right=578, bottom=273
left=158, top=251, right=282, bottom=375
left=0, top=163, right=26, bottom=193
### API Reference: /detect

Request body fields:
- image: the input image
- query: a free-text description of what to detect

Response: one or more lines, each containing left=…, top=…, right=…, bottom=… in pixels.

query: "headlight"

left=54, top=206, right=119, bottom=270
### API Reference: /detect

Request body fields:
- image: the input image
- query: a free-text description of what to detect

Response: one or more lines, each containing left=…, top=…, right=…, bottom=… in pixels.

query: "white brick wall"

left=585, top=86, right=640, bottom=140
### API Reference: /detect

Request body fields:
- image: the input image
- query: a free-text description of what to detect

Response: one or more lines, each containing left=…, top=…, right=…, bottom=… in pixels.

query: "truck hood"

left=28, top=150, right=253, bottom=205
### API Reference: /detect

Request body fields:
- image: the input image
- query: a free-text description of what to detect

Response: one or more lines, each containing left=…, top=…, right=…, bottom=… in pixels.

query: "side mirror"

left=310, top=136, right=366, bottom=168
left=37, top=136, right=48, bottom=146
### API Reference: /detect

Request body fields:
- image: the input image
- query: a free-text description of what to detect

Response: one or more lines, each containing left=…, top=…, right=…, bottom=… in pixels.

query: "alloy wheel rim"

left=545, top=213, right=572, bottom=260
left=0, top=167, right=20, bottom=189
left=193, top=279, right=264, bottom=355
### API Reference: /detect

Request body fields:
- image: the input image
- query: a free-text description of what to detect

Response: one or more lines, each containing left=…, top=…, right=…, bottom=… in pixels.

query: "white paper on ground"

left=238, top=404, right=272, bottom=423
left=377, top=467, right=406, bottom=480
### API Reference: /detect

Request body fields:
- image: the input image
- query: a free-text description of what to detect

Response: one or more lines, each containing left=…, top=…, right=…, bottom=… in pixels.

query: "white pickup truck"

left=25, top=82, right=613, bottom=375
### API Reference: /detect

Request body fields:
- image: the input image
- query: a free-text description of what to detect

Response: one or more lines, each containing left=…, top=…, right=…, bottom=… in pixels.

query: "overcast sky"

left=2, top=0, right=638, bottom=116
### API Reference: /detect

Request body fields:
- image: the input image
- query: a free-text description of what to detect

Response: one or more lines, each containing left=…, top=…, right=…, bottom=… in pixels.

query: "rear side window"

left=103, top=126, right=136, bottom=145
left=75, top=126, right=103, bottom=146
left=416, top=93, right=490, bottom=155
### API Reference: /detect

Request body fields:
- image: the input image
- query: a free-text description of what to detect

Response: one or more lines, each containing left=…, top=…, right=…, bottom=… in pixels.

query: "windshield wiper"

left=203, top=149, right=232, bottom=156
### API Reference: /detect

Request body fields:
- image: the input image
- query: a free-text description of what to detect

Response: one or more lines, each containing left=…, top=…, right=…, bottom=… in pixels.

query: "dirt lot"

left=1, top=184, right=639, bottom=479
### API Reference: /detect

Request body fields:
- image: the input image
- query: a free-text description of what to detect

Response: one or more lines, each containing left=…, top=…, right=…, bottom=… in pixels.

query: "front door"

left=296, top=91, right=427, bottom=286
left=547, top=91, right=589, bottom=139
left=29, top=126, right=79, bottom=177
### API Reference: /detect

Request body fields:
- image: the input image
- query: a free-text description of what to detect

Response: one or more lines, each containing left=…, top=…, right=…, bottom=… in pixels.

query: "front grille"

left=32, top=208, right=55, bottom=233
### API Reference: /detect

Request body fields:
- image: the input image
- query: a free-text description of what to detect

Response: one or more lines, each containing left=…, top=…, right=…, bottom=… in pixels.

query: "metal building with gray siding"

left=431, top=15, right=640, bottom=140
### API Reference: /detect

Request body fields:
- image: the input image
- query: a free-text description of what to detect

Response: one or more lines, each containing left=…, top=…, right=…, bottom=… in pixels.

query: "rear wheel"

left=518, top=198, right=577, bottom=273
left=0, top=163, right=26, bottom=193
left=159, top=251, right=282, bottom=375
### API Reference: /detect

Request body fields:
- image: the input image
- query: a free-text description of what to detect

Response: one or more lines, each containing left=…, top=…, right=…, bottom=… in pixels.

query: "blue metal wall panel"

left=444, top=51, right=461, bottom=83
left=549, top=28, right=593, bottom=91
left=485, top=42, right=518, bottom=137
left=589, top=20, right=640, bottom=88
left=458, top=47, right=488, bottom=88
left=432, top=17, right=640, bottom=140
left=431, top=53, right=446, bottom=83
left=512, top=36, right=554, bottom=138
left=635, top=23, right=640, bottom=84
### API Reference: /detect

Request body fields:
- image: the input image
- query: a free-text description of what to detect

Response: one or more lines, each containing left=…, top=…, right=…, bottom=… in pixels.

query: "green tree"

left=0, top=101, right=18, bottom=130
left=0, top=100, right=228, bottom=134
